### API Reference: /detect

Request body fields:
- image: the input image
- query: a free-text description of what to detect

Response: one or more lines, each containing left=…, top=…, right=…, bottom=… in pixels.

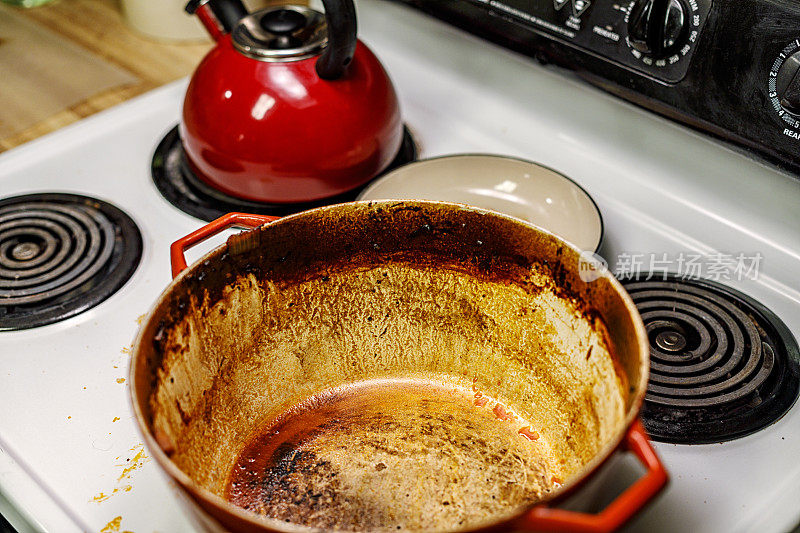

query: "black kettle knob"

left=260, top=9, right=307, bottom=35
left=260, top=8, right=307, bottom=50
left=315, top=0, right=358, bottom=80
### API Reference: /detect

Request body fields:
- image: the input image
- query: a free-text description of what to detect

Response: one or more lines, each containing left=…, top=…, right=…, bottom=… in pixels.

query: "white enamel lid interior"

left=358, top=154, right=603, bottom=251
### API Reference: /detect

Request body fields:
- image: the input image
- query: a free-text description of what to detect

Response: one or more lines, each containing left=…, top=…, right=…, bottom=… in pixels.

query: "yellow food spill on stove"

left=99, top=514, right=133, bottom=533
left=99, top=516, right=121, bottom=532
left=117, top=445, right=149, bottom=482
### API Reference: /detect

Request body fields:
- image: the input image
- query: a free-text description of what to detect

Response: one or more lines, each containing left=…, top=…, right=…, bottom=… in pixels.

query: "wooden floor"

left=0, top=0, right=212, bottom=152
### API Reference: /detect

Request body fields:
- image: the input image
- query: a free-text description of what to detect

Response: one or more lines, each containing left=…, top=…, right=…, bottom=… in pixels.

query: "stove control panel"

left=399, top=0, right=800, bottom=177
left=464, top=0, right=712, bottom=83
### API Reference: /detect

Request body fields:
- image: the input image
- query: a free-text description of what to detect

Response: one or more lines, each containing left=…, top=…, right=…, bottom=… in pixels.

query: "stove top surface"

left=1, top=1, right=800, bottom=532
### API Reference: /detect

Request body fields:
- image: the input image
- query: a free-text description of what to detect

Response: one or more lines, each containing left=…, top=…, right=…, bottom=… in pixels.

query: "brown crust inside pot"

left=131, top=201, right=647, bottom=533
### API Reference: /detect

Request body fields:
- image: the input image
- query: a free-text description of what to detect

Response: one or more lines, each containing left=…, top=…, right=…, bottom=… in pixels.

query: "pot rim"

left=129, top=199, right=649, bottom=533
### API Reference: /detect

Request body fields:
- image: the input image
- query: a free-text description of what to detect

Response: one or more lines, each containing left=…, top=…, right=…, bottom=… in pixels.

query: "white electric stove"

left=1, top=1, right=800, bottom=532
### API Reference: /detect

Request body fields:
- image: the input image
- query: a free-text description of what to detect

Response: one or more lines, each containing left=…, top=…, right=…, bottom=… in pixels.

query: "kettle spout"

left=186, top=0, right=248, bottom=41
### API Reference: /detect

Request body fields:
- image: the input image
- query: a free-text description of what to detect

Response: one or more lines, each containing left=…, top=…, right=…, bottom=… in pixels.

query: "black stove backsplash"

left=396, top=0, right=800, bottom=177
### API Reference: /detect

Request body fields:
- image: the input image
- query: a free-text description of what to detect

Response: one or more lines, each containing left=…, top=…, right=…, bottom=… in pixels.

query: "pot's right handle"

left=170, top=213, right=279, bottom=279
left=517, top=419, right=668, bottom=533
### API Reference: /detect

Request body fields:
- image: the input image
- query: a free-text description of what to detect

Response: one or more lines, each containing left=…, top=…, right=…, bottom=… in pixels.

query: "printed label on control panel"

left=474, top=0, right=577, bottom=38
left=566, top=15, right=582, bottom=30
left=592, top=25, right=620, bottom=41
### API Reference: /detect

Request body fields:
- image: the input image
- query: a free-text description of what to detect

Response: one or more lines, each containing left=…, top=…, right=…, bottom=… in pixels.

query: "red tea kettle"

left=181, top=0, right=403, bottom=204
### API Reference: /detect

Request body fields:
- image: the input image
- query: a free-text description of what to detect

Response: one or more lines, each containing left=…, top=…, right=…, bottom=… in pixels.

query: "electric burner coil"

left=623, top=275, right=800, bottom=444
left=0, top=193, right=142, bottom=330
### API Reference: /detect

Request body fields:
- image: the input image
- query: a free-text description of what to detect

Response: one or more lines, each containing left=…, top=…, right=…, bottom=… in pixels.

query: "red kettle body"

left=181, top=0, right=403, bottom=204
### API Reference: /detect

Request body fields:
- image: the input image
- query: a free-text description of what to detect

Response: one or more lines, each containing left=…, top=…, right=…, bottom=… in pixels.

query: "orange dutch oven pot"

left=131, top=201, right=667, bottom=532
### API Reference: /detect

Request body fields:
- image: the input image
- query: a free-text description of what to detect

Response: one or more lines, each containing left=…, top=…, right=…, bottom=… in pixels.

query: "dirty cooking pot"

left=130, top=201, right=667, bottom=532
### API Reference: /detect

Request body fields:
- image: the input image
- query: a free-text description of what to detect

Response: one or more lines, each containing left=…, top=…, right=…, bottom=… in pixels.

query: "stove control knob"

left=627, top=0, right=688, bottom=59
left=775, top=50, right=800, bottom=116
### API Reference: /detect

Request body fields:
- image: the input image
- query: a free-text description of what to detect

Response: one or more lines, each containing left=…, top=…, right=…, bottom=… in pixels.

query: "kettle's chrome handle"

left=187, top=0, right=357, bottom=79
left=316, top=0, right=358, bottom=80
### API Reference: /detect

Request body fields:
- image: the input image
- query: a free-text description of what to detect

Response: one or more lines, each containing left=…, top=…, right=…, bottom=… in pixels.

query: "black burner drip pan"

left=152, top=125, right=418, bottom=222
left=623, top=274, right=800, bottom=444
left=0, top=193, right=142, bottom=331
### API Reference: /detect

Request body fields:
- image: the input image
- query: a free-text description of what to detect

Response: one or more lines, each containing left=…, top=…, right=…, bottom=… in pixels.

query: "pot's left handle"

left=170, top=213, right=279, bottom=279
